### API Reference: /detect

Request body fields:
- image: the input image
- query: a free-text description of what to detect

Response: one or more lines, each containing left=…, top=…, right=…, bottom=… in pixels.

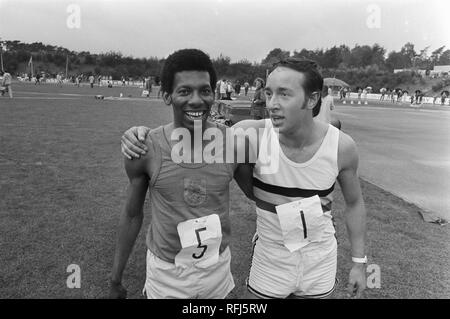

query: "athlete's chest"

left=280, top=141, right=322, bottom=164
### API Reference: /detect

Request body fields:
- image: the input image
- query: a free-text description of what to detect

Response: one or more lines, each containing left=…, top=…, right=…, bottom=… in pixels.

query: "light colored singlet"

left=253, top=119, right=340, bottom=246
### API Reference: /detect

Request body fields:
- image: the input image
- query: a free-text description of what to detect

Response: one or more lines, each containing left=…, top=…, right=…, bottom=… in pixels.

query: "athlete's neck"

left=165, top=121, right=216, bottom=148
left=279, top=117, right=316, bottom=149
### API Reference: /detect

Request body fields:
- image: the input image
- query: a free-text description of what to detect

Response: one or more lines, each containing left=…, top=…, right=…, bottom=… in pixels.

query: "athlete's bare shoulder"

left=337, top=130, right=359, bottom=172
left=124, top=134, right=155, bottom=180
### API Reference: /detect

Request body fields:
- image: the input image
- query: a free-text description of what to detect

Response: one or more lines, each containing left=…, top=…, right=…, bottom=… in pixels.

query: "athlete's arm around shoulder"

left=232, top=119, right=266, bottom=156
left=232, top=119, right=266, bottom=131
left=336, top=131, right=367, bottom=298
left=230, top=120, right=265, bottom=201
left=109, top=139, right=153, bottom=298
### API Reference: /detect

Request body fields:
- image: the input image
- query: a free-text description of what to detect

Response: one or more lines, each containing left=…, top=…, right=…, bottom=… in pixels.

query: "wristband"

left=351, top=256, right=367, bottom=264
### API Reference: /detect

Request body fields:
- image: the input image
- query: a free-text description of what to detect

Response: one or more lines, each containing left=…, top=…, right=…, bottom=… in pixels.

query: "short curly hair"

left=160, top=49, right=217, bottom=94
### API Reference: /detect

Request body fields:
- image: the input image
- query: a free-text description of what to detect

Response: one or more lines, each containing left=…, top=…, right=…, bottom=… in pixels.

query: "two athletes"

left=116, top=51, right=367, bottom=299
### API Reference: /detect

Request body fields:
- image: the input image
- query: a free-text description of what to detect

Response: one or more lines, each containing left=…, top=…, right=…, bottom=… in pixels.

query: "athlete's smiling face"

left=164, top=71, right=214, bottom=131
left=264, top=66, right=319, bottom=133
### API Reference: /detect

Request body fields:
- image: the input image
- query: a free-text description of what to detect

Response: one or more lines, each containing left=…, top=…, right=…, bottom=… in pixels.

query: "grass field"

left=0, top=82, right=449, bottom=298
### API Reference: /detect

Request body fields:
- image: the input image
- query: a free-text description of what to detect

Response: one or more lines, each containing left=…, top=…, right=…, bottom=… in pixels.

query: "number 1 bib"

left=275, top=195, right=329, bottom=252
left=174, top=214, right=222, bottom=268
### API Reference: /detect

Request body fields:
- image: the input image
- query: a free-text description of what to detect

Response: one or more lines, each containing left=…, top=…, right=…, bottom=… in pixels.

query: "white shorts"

left=143, top=247, right=235, bottom=299
left=247, top=236, right=337, bottom=299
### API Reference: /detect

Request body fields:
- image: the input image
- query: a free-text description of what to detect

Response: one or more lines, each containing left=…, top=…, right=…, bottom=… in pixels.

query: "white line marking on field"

left=103, top=97, right=160, bottom=101
left=14, top=91, right=89, bottom=97
left=7, top=97, right=79, bottom=100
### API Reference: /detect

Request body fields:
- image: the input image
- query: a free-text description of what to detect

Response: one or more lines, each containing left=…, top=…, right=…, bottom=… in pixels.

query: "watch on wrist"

left=351, top=256, right=367, bottom=264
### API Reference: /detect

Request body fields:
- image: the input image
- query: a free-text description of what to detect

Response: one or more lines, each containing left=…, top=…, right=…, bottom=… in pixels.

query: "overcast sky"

left=1, top=0, right=449, bottom=62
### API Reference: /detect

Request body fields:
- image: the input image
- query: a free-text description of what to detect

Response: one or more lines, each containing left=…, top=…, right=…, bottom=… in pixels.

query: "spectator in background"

left=216, top=79, right=222, bottom=100
left=0, top=70, right=13, bottom=98
left=89, top=75, right=95, bottom=88
left=342, top=87, right=348, bottom=104
left=389, top=89, right=396, bottom=103
left=35, top=73, right=41, bottom=85
left=234, top=81, right=241, bottom=96
left=316, top=86, right=340, bottom=129
left=56, top=73, right=63, bottom=87
left=402, top=90, right=409, bottom=103
left=380, top=87, right=386, bottom=101
left=338, top=87, right=344, bottom=100
left=250, top=77, right=266, bottom=119
left=145, top=76, right=152, bottom=93
left=157, top=79, right=163, bottom=99
left=244, top=81, right=250, bottom=96
left=220, top=79, right=227, bottom=100
left=226, top=80, right=233, bottom=100
left=441, top=91, right=448, bottom=105
left=414, top=90, right=423, bottom=104
left=362, top=87, right=368, bottom=104
left=396, top=89, right=403, bottom=104
left=357, top=87, right=362, bottom=104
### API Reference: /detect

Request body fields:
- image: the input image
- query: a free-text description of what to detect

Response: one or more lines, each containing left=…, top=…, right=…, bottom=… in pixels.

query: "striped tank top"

left=253, top=119, right=339, bottom=246
left=146, top=125, right=236, bottom=263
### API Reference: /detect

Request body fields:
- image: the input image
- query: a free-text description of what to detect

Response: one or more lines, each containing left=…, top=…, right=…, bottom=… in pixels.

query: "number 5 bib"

left=276, top=195, right=330, bottom=252
left=174, top=214, right=222, bottom=268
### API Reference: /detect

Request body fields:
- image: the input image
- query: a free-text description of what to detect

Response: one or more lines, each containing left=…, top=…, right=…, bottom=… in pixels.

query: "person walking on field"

left=0, top=70, right=13, bottom=98
left=89, top=75, right=95, bottom=88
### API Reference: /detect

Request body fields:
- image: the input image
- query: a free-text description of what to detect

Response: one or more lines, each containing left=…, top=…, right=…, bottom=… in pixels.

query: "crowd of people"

left=215, top=79, right=251, bottom=100
left=334, top=86, right=449, bottom=106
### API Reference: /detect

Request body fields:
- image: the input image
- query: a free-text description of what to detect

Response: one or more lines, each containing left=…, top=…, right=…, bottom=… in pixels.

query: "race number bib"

left=276, top=195, right=330, bottom=252
left=174, top=214, right=222, bottom=268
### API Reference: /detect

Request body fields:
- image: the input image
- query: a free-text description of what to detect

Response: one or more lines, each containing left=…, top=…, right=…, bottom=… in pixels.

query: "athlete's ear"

left=162, top=92, right=172, bottom=105
left=307, top=91, right=321, bottom=110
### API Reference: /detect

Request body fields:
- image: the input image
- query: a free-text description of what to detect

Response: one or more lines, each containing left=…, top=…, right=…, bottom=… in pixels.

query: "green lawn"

left=0, top=83, right=449, bottom=298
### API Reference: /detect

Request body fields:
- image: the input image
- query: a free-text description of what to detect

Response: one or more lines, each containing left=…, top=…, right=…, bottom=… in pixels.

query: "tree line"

left=2, top=40, right=449, bottom=91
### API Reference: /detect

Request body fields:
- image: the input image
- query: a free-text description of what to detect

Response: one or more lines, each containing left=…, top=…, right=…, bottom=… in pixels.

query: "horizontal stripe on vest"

left=255, top=196, right=331, bottom=214
left=253, top=177, right=335, bottom=198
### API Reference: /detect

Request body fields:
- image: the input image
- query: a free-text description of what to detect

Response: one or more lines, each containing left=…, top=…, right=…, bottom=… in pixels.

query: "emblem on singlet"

left=183, top=178, right=207, bottom=206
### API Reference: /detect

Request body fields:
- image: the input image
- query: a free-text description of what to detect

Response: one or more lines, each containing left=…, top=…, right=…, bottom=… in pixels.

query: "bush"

left=432, top=82, right=444, bottom=92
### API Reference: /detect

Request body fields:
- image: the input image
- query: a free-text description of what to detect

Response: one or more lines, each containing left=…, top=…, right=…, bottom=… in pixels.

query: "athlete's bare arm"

left=230, top=120, right=266, bottom=201
left=109, top=143, right=151, bottom=298
left=336, top=132, right=367, bottom=298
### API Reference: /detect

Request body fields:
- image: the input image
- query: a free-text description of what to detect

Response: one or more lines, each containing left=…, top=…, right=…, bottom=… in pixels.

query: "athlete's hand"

left=109, top=280, right=127, bottom=299
left=121, top=126, right=150, bottom=159
left=347, top=263, right=366, bottom=298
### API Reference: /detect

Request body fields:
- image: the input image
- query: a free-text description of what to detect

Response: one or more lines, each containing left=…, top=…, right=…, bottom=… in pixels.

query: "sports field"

left=0, top=82, right=449, bottom=298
